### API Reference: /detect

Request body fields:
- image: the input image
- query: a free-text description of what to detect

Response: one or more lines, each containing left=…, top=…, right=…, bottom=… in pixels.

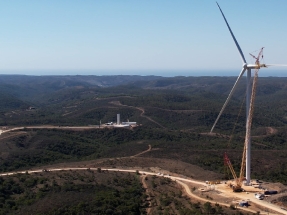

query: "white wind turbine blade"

left=210, top=67, right=247, bottom=133
left=216, top=2, right=247, bottom=64
left=265, top=64, right=287, bottom=67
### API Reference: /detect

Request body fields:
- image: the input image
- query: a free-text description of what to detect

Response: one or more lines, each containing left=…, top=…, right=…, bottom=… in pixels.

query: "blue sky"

left=0, top=0, right=286, bottom=76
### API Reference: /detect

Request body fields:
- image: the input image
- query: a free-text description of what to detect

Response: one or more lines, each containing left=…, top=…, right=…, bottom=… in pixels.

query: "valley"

left=0, top=75, right=287, bottom=214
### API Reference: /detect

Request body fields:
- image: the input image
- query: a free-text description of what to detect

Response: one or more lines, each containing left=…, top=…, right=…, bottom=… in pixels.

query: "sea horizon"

left=0, top=69, right=286, bottom=77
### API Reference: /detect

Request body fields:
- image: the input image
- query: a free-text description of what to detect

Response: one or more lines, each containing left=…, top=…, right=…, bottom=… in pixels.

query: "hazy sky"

left=0, top=1, right=286, bottom=76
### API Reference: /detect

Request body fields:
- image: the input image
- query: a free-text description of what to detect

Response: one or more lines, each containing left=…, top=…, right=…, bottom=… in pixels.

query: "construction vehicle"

left=224, top=152, right=243, bottom=192
left=205, top=180, right=221, bottom=185
left=255, top=193, right=264, bottom=200
left=224, top=48, right=263, bottom=192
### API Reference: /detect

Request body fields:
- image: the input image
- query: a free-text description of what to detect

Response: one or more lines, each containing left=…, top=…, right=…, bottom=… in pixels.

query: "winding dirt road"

left=131, top=144, right=152, bottom=158
left=110, top=101, right=166, bottom=128
left=176, top=180, right=257, bottom=214
left=0, top=168, right=284, bottom=214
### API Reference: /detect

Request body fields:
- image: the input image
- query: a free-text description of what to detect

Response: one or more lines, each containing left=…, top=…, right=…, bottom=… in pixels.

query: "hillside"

left=0, top=75, right=287, bottom=213
left=0, top=169, right=252, bottom=215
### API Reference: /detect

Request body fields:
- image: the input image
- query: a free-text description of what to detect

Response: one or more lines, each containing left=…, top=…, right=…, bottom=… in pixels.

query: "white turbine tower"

left=211, top=2, right=287, bottom=185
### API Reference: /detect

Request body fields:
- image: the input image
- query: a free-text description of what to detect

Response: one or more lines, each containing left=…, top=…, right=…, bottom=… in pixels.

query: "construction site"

left=197, top=3, right=287, bottom=214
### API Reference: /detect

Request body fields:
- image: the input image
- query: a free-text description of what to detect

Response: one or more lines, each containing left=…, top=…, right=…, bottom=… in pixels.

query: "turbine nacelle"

left=246, top=64, right=267, bottom=69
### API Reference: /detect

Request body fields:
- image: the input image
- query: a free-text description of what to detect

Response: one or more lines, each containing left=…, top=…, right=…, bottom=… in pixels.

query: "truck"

left=255, top=193, right=264, bottom=200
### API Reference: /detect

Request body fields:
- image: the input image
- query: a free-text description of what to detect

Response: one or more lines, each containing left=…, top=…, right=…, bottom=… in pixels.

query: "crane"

left=224, top=152, right=242, bottom=191
left=224, top=48, right=263, bottom=192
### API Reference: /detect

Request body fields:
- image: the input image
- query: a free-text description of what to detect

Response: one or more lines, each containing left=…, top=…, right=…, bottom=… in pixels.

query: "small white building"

left=104, top=114, right=137, bottom=128
left=122, top=122, right=137, bottom=126
left=113, top=124, right=130, bottom=128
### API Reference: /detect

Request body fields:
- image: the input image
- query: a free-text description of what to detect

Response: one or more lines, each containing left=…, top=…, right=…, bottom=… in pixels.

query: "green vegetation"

left=1, top=75, right=286, bottom=212
left=0, top=171, right=146, bottom=214
left=0, top=75, right=287, bottom=184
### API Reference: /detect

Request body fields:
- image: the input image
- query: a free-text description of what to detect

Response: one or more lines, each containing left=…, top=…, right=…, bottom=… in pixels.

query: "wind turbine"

left=211, top=2, right=287, bottom=185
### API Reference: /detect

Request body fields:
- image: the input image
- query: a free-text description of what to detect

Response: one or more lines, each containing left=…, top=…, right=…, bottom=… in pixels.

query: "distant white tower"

left=117, top=114, right=120, bottom=125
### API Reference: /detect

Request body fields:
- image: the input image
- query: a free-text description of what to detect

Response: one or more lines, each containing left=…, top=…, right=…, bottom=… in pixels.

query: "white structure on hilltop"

left=104, top=114, right=137, bottom=128
left=117, top=114, right=120, bottom=125
left=122, top=122, right=137, bottom=126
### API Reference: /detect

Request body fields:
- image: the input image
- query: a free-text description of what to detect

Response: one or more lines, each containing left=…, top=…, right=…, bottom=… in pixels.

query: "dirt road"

left=0, top=168, right=285, bottom=214
left=110, top=100, right=166, bottom=128
left=141, top=175, right=152, bottom=214
left=131, top=144, right=152, bottom=157
left=176, top=180, right=257, bottom=214
left=0, top=125, right=100, bottom=135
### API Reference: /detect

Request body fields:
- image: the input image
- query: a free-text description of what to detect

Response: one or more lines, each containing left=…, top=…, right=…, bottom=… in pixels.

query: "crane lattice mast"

left=225, top=48, right=263, bottom=191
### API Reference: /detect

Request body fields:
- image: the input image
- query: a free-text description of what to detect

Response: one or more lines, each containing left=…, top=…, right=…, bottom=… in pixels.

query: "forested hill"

left=0, top=75, right=162, bottom=100
left=0, top=75, right=286, bottom=132
left=1, top=75, right=287, bottom=185
left=1, top=75, right=287, bottom=100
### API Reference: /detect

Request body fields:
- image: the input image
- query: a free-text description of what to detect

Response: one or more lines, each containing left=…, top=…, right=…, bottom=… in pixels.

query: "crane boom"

left=239, top=68, right=259, bottom=182
left=225, top=48, right=263, bottom=192
left=240, top=48, right=263, bottom=182
left=224, top=152, right=238, bottom=181
left=224, top=152, right=242, bottom=191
